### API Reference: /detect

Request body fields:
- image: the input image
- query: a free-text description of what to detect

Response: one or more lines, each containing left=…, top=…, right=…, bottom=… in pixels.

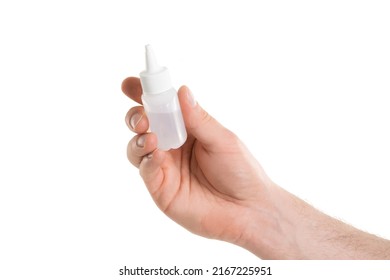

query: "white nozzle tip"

left=145, top=44, right=160, bottom=73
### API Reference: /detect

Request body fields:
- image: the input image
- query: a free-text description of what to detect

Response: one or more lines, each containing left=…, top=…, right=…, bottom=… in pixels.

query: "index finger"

left=121, top=77, right=143, bottom=104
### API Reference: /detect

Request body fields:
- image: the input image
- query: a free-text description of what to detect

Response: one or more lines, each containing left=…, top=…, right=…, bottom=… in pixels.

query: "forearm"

left=239, top=184, right=390, bottom=259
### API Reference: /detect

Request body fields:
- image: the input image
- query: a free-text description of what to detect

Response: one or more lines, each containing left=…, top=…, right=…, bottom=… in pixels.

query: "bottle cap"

left=140, top=45, right=172, bottom=95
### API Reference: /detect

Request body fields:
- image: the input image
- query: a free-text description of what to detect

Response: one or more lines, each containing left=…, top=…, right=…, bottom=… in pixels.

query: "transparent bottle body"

left=142, top=88, right=187, bottom=151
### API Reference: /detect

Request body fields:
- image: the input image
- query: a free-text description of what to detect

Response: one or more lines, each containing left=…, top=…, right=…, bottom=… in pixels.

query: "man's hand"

left=122, top=77, right=390, bottom=260
left=122, top=77, right=275, bottom=246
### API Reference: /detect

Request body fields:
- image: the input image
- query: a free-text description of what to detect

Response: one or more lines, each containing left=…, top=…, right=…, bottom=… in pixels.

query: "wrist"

left=235, top=183, right=303, bottom=259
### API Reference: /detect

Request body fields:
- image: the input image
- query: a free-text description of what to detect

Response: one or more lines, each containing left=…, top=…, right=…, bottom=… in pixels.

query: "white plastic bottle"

left=139, top=45, right=187, bottom=151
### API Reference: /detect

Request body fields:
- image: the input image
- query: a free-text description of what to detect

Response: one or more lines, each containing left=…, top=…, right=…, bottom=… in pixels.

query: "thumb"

left=178, top=86, right=233, bottom=149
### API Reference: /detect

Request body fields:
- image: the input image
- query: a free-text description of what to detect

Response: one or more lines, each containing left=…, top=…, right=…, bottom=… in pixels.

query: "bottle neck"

left=140, top=67, right=172, bottom=95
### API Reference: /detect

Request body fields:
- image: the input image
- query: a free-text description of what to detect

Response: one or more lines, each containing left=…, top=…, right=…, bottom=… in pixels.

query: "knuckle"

left=200, top=109, right=213, bottom=124
left=190, top=108, right=213, bottom=130
left=223, top=129, right=243, bottom=148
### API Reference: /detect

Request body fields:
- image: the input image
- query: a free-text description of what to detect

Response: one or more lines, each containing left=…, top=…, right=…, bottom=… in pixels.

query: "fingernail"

left=130, top=113, right=142, bottom=130
left=187, top=88, right=196, bottom=107
left=136, top=135, right=146, bottom=148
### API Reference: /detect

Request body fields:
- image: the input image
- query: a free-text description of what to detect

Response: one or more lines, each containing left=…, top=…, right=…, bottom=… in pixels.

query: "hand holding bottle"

left=122, top=48, right=390, bottom=259
left=122, top=77, right=278, bottom=254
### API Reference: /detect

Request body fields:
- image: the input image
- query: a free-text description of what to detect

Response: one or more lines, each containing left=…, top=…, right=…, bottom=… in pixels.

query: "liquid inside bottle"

left=147, top=110, right=187, bottom=150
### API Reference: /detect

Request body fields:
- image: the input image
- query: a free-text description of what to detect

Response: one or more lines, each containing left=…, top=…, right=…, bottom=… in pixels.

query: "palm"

left=148, top=134, right=267, bottom=242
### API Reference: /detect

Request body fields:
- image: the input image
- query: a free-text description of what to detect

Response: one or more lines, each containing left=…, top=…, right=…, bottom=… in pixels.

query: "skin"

left=122, top=77, right=390, bottom=259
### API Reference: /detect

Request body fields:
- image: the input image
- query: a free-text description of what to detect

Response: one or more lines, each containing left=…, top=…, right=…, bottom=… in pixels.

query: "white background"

left=1, top=0, right=390, bottom=279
